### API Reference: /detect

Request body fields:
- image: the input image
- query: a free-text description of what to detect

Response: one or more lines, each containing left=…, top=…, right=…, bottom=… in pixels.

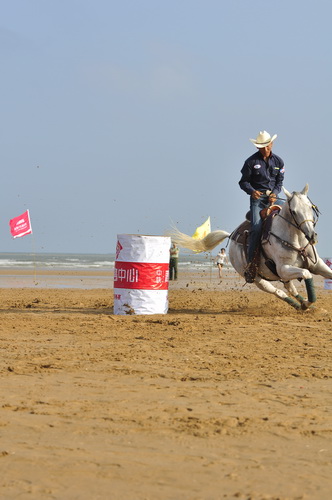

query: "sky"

left=1, top=0, right=331, bottom=256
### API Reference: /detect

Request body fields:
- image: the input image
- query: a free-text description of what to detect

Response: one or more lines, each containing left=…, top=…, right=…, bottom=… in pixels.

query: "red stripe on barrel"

left=114, top=261, right=169, bottom=290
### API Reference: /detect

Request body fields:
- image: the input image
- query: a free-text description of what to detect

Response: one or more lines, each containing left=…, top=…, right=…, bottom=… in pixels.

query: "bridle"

left=276, top=193, right=319, bottom=240
left=267, top=193, right=320, bottom=266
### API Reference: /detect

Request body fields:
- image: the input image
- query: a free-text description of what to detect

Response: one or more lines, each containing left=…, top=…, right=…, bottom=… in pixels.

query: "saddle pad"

left=230, top=220, right=250, bottom=246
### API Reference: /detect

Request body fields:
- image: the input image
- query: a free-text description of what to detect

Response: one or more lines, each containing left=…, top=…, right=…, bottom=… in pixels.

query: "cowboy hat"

left=249, top=130, right=277, bottom=148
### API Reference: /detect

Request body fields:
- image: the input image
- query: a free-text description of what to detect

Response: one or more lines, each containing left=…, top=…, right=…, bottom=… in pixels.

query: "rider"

left=239, top=130, right=285, bottom=283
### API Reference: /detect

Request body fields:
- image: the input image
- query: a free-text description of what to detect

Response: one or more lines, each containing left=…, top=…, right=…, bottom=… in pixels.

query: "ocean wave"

left=0, top=252, right=233, bottom=272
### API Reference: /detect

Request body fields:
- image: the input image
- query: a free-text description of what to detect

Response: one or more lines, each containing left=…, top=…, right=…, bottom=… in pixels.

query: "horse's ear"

left=301, top=183, right=309, bottom=195
left=282, top=186, right=292, bottom=199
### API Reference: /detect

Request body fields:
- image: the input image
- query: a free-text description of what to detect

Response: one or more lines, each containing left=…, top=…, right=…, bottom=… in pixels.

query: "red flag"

left=9, top=210, right=32, bottom=238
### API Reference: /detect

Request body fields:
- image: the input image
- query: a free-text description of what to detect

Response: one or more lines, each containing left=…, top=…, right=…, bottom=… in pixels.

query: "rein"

left=267, top=231, right=318, bottom=265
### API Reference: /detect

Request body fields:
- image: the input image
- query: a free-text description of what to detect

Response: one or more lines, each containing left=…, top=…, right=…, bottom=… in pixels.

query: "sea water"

left=0, top=251, right=225, bottom=288
left=0, top=252, right=218, bottom=272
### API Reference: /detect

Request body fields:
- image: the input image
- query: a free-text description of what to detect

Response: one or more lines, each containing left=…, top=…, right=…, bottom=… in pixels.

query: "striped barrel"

left=114, top=234, right=171, bottom=315
left=324, top=257, right=332, bottom=290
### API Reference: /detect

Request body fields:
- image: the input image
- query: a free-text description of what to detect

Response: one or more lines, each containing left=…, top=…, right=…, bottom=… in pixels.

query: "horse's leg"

left=278, top=265, right=315, bottom=309
left=310, top=257, right=332, bottom=279
left=283, top=280, right=306, bottom=306
left=254, top=277, right=301, bottom=310
left=278, top=264, right=312, bottom=281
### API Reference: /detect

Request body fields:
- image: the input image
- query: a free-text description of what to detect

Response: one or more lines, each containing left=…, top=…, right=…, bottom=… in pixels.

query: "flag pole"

left=31, top=233, right=38, bottom=285
left=209, top=252, right=212, bottom=283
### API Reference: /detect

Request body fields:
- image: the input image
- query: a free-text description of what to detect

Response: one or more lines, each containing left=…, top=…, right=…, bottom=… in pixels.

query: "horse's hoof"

left=301, top=301, right=316, bottom=311
left=301, top=301, right=311, bottom=310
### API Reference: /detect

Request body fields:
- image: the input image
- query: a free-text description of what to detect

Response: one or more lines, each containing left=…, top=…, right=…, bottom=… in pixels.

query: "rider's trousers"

left=248, top=195, right=270, bottom=263
left=248, top=194, right=284, bottom=263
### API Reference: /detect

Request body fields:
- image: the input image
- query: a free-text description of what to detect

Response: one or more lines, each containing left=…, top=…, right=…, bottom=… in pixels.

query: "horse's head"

left=282, top=184, right=318, bottom=245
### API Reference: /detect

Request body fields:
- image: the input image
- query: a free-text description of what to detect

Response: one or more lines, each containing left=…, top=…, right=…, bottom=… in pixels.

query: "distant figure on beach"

left=214, top=248, right=228, bottom=282
left=239, top=130, right=285, bottom=283
left=169, top=243, right=179, bottom=281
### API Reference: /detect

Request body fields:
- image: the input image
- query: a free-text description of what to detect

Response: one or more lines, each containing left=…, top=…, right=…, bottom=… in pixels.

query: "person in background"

left=239, top=130, right=285, bottom=283
left=214, top=247, right=228, bottom=282
left=169, top=243, right=179, bottom=280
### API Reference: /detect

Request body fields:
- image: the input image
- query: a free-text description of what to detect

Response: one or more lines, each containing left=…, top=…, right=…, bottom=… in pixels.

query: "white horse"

left=170, top=185, right=332, bottom=310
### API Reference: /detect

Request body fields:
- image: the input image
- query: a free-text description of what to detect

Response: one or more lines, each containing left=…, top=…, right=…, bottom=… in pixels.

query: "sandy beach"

left=1, top=269, right=331, bottom=499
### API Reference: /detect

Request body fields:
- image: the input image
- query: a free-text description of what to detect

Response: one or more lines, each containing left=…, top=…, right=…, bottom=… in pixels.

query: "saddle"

left=230, top=205, right=282, bottom=276
left=232, top=205, right=281, bottom=246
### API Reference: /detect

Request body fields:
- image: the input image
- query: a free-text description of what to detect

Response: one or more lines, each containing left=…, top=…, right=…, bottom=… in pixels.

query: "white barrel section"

left=324, top=257, right=332, bottom=290
left=114, top=234, right=171, bottom=315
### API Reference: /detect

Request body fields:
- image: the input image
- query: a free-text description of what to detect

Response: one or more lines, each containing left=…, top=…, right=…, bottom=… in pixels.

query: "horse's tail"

left=167, top=227, right=230, bottom=253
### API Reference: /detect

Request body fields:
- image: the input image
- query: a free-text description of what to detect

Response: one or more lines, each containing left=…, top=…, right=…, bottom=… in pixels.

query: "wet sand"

left=0, top=269, right=331, bottom=499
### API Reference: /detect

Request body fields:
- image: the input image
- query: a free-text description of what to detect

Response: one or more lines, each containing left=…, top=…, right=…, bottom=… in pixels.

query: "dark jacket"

left=239, top=151, right=285, bottom=196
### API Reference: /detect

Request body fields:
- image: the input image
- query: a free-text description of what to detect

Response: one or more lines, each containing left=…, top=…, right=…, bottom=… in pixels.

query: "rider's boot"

left=244, top=261, right=257, bottom=283
left=244, top=248, right=260, bottom=283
